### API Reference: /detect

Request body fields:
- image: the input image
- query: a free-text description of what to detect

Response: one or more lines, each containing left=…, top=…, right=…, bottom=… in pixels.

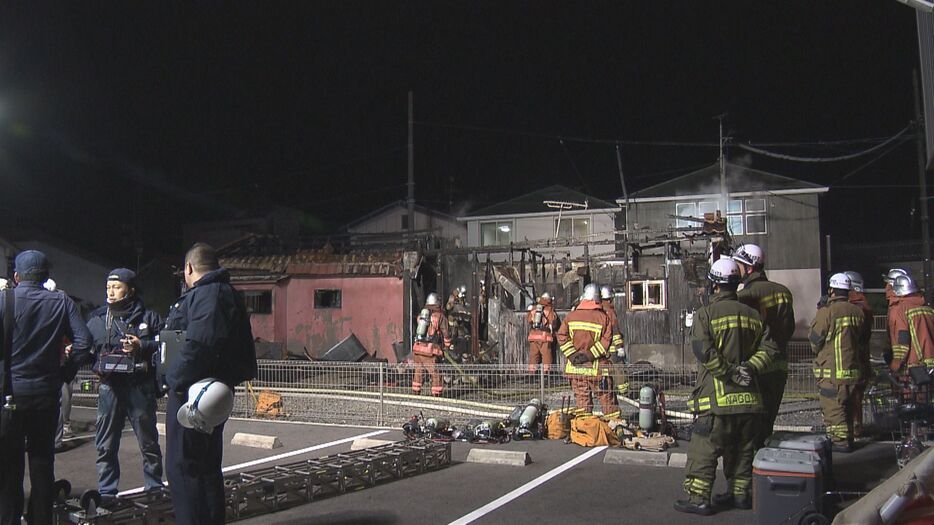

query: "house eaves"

left=619, top=187, right=829, bottom=204
left=458, top=207, right=621, bottom=222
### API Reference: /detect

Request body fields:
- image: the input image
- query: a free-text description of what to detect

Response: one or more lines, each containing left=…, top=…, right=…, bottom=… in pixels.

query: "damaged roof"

left=627, top=162, right=828, bottom=202
left=462, top=184, right=619, bottom=219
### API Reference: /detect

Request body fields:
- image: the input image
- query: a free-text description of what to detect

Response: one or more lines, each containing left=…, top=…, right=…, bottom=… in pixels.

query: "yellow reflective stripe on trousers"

left=907, top=307, right=934, bottom=364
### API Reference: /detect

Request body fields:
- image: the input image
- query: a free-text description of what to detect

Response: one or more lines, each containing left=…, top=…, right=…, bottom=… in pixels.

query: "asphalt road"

left=46, top=407, right=900, bottom=524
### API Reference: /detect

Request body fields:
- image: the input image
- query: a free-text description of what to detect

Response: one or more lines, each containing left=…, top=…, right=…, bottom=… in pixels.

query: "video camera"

left=100, top=323, right=147, bottom=374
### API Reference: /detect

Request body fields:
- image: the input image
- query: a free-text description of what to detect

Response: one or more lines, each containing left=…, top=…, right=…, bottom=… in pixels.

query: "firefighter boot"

left=712, top=492, right=752, bottom=510
left=673, top=499, right=716, bottom=516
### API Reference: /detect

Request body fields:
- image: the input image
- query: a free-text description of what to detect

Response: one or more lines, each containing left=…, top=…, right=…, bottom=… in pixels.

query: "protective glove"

left=730, top=363, right=754, bottom=387
left=569, top=352, right=592, bottom=366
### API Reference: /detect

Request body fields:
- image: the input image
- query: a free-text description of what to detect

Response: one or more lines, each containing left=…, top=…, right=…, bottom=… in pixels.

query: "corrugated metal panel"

left=920, top=10, right=934, bottom=169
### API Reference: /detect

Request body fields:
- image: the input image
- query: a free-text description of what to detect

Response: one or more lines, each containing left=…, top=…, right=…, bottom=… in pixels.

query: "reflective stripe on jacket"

left=737, top=271, right=795, bottom=374
left=906, top=305, right=934, bottom=368
left=527, top=300, right=558, bottom=343
left=688, top=291, right=773, bottom=415
left=810, top=296, right=865, bottom=384
left=556, top=300, right=612, bottom=377
left=601, top=300, right=624, bottom=352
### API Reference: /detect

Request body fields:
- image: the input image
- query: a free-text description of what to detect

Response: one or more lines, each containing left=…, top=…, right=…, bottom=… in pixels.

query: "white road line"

left=448, top=446, right=608, bottom=525
left=117, top=429, right=390, bottom=496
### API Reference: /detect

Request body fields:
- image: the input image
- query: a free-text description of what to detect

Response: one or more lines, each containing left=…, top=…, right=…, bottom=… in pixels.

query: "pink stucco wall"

left=236, top=277, right=404, bottom=362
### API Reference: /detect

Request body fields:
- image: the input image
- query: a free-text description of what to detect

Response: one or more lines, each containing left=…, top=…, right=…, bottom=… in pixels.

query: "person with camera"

left=162, top=243, right=256, bottom=525
left=0, top=251, right=92, bottom=525
left=86, top=268, right=164, bottom=503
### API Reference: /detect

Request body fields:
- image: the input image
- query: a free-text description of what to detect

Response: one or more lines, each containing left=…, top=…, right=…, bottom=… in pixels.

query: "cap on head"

left=893, top=275, right=920, bottom=297
left=828, top=272, right=851, bottom=291
left=843, top=271, right=864, bottom=293
left=731, top=244, right=764, bottom=268
left=581, top=283, right=600, bottom=301
left=708, top=259, right=742, bottom=285
left=14, top=250, right=49, bottom=280
left=107, top=268, right=137, bottom=288
left=883, top=268, right=909, bottom=284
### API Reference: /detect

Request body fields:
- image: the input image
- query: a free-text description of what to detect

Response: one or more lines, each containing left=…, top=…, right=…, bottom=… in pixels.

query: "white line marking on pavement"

left=448, top=446, right=608, bottom=525
left=117, top=429, right=390, bottom=496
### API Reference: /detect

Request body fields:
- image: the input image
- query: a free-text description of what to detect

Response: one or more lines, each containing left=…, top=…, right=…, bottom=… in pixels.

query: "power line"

left=831, top=138, right=910, bottom=186
left=737, top=126, right=912, bottom=162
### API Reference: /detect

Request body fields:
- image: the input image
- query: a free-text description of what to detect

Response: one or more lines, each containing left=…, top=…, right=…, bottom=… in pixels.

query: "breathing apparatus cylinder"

left=425, top=417, right=449, bottom=432
left=533, top=304, right=544, bottom=329
left=639, top=385, right=656, bottom=431
left=415, top=309, right=431, bottom=342
left=519, top=398, right=541, bottom=429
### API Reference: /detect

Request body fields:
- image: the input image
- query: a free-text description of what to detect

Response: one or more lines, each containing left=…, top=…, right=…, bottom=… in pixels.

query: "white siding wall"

left=465, top=211, right=617, bottom=262
left=349, top=207, right=466, bottom=244
left=752, top=268, right=821, bottom=339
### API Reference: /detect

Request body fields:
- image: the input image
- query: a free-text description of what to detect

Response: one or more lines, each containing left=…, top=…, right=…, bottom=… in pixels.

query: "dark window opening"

left=243, top=290, right=272, bottom=314
left=314, top=289, right=342, bottom=309
left=401, top=214, right=409, bottom=230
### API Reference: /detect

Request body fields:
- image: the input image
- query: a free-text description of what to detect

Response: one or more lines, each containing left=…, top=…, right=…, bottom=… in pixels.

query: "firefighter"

left=845, top=271, right=874, bottom=436
left=731, top=244, right=795, bottom=447
left=526, top=292, right=558, bottom=373
left=810, top=273, right=867, bottom=453
left=444, top=285, right=468, bottom=352
left=557, top=283, right=619, bottom=415
left=412, top=293, right=451, bottom=396
left=675, top=258, right=776, bottom=516
left=887, top=274, right=934, bottom=372
left=600, top=286, right=629, bottom=397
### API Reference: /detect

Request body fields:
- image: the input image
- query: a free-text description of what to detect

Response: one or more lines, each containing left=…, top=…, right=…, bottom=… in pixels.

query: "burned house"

left=218, top=236, right=408, bottom=362
left=618, top=161, right=828, bottom=364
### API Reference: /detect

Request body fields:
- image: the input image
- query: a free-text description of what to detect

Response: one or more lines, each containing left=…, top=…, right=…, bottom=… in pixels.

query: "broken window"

left=243, top=290, right=272, bottom=314
left=314, top=289, right=342, bottom=309
left=629, top=280, right=666, bottom=310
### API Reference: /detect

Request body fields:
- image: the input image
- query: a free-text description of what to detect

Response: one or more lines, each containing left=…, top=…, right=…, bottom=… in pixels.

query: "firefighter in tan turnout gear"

left=557, top=283, right=619, bottom=415
left=600, top=286, right=629, bottom=396
left=412, top=293, right=451, bottom=396
left=732, top=244, right=795, bottom=447
left=675, top=258, right=777, bottom=516
left=809, top=273, right=867, bottom=453
left=526, top=292, right=558, bottom=373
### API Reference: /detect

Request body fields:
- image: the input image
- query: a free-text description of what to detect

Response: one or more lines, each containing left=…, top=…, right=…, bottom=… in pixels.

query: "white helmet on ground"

left=426, top=293, right=440, bottom=306
left=893, top=275, right=920, bottom=297
left=581, top=283, right=600, bottom=301
left=732, top=244, right=764, bottom=268
left=177, top=378, right=234, bottom=434
left=883, top=268, right=909, bottom=284
left=600, top=286, right=612, bottom=300
left=843, top=271, right=864, bottom=293
left=828, top=273, right=851, bottom=291
left=708, top=259, right=741, bottom=285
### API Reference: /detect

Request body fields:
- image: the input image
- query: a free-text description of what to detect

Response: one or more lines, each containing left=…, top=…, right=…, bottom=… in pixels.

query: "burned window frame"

left=314, top=289, right=343, bottom=309
left=628, top=279, right=667, bottom=311
left=242, top=290, right=273, bottom=315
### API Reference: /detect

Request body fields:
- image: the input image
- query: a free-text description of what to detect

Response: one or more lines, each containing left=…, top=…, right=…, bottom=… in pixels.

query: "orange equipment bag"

left=255, top=390, right=283, bottom=418
left=569, top=416, right=620, bottom=447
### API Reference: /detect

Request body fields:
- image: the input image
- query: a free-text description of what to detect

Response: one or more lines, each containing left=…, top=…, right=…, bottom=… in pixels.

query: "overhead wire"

left=737, top=126, right=912, bottom=162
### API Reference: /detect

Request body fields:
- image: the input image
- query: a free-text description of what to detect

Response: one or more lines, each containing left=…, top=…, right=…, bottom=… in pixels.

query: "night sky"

left=0, top=1, right=925, bottom=266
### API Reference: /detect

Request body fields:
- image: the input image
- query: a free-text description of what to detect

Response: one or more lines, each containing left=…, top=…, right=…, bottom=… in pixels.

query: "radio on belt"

left=156, top=330, right=187, bottom=390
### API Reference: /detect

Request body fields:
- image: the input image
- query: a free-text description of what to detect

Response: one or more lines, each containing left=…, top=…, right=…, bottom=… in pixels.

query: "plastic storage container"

left=765, top=432, right=833, bottom=488
left=753, top=447, right=825, bottom=525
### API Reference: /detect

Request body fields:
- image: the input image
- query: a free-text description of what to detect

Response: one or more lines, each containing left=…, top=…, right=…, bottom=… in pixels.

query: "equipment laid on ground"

left=622, top=432, right=675, bottom=452
left=753, top=447, right=827, bottom=525
left=53, top=440, right=451, bottom=524
left=512, top=398, right=545, bottom=440
left=639, top=385, right=656, bottom=432
left=545, top=396, right=573, bottom=440
left=402, top=413, right=455, bottom=441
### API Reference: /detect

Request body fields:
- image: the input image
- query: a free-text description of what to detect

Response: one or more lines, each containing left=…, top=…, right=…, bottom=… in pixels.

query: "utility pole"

left=915, top=70, right=931, bottom=292
left=407, top=91, right=415, bottom=237
left=615, top=145, right=630, bottom=283
left=716, top=114, right=728, bottom=212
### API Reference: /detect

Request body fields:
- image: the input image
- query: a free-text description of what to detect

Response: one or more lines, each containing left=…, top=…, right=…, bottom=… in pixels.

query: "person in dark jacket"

left=87, top=268, right=164, bottom=502
left=163, top=243, right=256, bottom=525
left=0, top=250, right=92, bottom=525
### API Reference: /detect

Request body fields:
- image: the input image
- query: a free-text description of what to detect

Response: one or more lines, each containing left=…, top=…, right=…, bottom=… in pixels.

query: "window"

left=677, top=198, right=768, bottom=236
left=675, top=203, right=697, bottom=228
left=314, top=289, right=342, bottom=309
left=401, top=214, right=409, bottom=230
left=555, top=217, right=590, bottom=239
left=480, top=221, right=513, bottom=246
left=629, top=280, right=666, bottom=310
left=243, top=290, right=272, bottom=314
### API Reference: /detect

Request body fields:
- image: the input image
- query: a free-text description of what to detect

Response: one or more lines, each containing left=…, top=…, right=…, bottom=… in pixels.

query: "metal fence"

left=73, top=361, right=826, bottom=430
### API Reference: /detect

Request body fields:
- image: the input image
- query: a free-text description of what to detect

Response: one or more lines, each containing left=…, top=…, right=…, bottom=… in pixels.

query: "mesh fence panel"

left=70, top=360, right=826, bottom=430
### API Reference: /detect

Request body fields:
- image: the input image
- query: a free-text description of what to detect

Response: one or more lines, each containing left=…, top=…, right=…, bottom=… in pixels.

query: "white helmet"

left=893, top=275, right=920, bottom=297
left=426, top=293, right=440, bottom=306
left=732, top=244, right=764, bottom=268
left=883, top=268, right=909, bottom=284
left=456, top=285, right=467, bottom=298
left=540, top=292, right=551, bottom=302
left=708, top=259, right=741, bottom=285
left=0, top=278, right=8, bottom=291
left=177, top=378, right=234, bottom=434
left=828, top=273, right=851, bottom=291
left=843, top=271, right=864, bottom=293
left=581, top=283, right=600, bottom=301
left=600, top=286, right=612, bottom=300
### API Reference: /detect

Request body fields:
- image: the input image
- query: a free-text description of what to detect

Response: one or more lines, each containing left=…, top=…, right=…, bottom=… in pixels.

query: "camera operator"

left=86, top=268, right=164, bottom=503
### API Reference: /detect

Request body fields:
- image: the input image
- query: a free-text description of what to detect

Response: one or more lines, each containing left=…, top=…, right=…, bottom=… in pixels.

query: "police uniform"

left=87, top=269, right=164, bottom=499
left=163, top=267, right=256, bottom=525
left=810, top=295, right=866, bottom=449
left=736, top=270, right=795, bottom=446
left=0, top=251, right=92, bottom=525
left=682, top=290, right=775, bottom=508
